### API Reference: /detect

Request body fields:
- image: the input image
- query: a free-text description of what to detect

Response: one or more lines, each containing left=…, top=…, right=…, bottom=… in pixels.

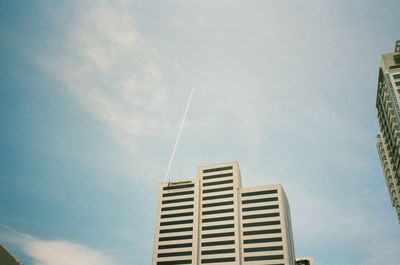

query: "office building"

left=376, top=40, right=400, bottom=223
left=0, top=244, right=23, bottom=265
left=295, top=257, right=314, bottom=265
left=152, top=161, right=296, bottom=265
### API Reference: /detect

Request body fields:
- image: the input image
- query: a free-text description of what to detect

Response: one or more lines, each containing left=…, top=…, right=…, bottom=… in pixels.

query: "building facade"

left=376, top=40, right=400, bottom=223
left=0, top=245, right=23, bottom=265
left=152, top=161, right=296, bottom=265
left=295, top=257, right=314, bottom=265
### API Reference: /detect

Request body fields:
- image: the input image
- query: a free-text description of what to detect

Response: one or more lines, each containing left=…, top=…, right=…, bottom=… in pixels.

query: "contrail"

left=0, top=223, right=31, bottom=239
left=164, top=89, right=194, bottom=182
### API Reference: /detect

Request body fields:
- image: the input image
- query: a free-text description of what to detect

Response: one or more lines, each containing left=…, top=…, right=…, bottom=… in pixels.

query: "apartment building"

left=376, top=40, right=400, bottom=223
left=152, top=161, right=296, bottom=265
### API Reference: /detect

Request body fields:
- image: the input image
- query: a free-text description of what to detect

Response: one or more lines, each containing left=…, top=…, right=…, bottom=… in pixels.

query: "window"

left=244, top=255, right=284, bottom=261
left=163, top=183, right=194, bottom=191
left=157, top=251, right=192, bottom=258
left=242, top=189, right=277, bottom=197
left=243, top=229, right=281, bottom=236
left=203, top=172, right=233, bottom=180
left=202, top=249, right=235, bottom=255
left=162, top=197, right=194, bottom=204
left=202, top=216, right=234, bottom=223
left=202, top=208, right=234, bottom=215
left=393, top=73, right=400, bottom=80
left=203, top=186, right=233, bottom=193
left=203, top=193, right=233, bottom=201
left=201, top=240, right=235, bottom=247
left=202, top=232, right=234, bottom=238
left=157, top=260, right=192, bottom=265
left=242, top=205, right=279, bottom=212
left=162, top=190, right=194, bottom=197
left=243, top=220, right=281, bottom=227
left=242, top=212, right=279, bottom=219
left=203, top=179, right=233, bottom=187
left=161, top=204, right=193, bottom=212
left=243, top=237, right=282, bottom=244
left=201, top=257, right=235, bottom=263
left=158, top=243, right=192, bottom=249
left=202, top=224, right=234, bottom=230
left=203, top=166, right=233, bottom=173
left=160, top=219, right=193, bottom=226
left=244, top=246, right=283, bottom=252
left=203, top=201, right=234, bottom=208
left=159, top=235, right=192, bottom=241
left=242, top=197, right=278, bottom=204
left=160, top=227, right=193, bottom=234
left=160, top=212, right=193, bottom=219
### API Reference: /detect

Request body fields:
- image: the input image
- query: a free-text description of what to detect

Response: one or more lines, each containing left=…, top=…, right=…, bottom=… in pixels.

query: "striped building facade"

left=152, top=162, right=296, bottom=265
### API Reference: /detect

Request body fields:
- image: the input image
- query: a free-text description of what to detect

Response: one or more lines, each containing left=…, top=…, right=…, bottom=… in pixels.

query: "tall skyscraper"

left=295, top=257, right=314, bottom=265
left=376, top=40, right=400, bottom=223
left=152, top=161, right=296, bottom=265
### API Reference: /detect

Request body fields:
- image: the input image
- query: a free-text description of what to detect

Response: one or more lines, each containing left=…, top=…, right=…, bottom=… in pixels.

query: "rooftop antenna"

left=164, top=89, right=194, bottom=182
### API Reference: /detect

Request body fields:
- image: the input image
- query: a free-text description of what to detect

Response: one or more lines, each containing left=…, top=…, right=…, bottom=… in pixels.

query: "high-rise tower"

left=376, top=40, right=400, bottom=223
left=151, top=161, right=296, bottom=265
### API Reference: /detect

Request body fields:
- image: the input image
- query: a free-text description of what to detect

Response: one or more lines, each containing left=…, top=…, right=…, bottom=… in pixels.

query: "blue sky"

left=1, top=0, right=400, bottom=264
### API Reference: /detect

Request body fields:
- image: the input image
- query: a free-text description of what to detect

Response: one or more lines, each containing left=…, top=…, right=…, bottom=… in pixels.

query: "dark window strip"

left=201, top=240, right=235, bottom=247
left=244, top=246, right=283, bottom=253
left=203, top=208, right=234, bottom=215
left=244, top=255, right=284, bottom=261
left=157, top=251, right=192, bottom=258
left=203, top=201, right=234, bottom=208
left=202, top=216, right=234, bottom=223
left=161, top=204, right=194, bottom=212
left=203, top=172, right=233, bottom=180
left=157, top=260, right=192, bottom=265
left=202, top=232, right=234, bottom=239
left=243, top=213, right=279, bottom=219
left=160, top=219, right=193, bottom=226
left=203, top=193, right=233, bottom=201
left=202, top=224, right=234, bottom=231
left=159, top=235, right=192, bottom=241
left=201, top=257, right=235, bottom=263
left=244, top=237, right=282, bottom=244
left=161, top=212, right=193, bottom=219
left=162, top=190, right=194, bottom=197
left=243, top=229, right=281, bottom=236
left=160, top=227, right=193, bottom=234
left=203, top=179, right=233, bottom=187
left=158, top=243, right=192, bottom=249
left=242, top=197, right=278, bottom=204
left=203, top=166, right=233, bottom=173
left=203, top=186, right=233, bottom=194
left=163, top=183, right=194, bottom=191
left=242, top=205, right=279, bottom=212
left=243, top=220, right=281, bottom=227
left=242, top=189, right=277, bottom=197
left=162, top=197, right=194, bottom=204
left=202, top=248, right=235, bottom=255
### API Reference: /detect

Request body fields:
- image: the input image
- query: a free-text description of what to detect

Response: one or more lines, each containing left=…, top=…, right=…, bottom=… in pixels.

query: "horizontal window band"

left=162, top=190, right=194, bottom=197
left=203, top=179, right=233, bottom=187
left=202, top=224, right=234, bottom=230
left=242, top=205, right=279, bottom=212
left=158, top=243, right=192, bottom=249
left=203, top=208, right=234, bottom=215
left=160, top=219, right=193, bottom=226
left=163, top=183, right=194, bottom=191
left=159, top=235, right=192, bottom=241
left=203, top=186, right=233, bottom=194
left=157, top=260, right=192, bottom=265
left=203, top=193, right=233, bottom=201
left=243, top=213, right=279, bottom=219
left=244, top=255, right=284, bottom=261
left=202, top=216, right=234, bottom=223
left=201, top=248, right=235, bottom=255
left=243, top=229, right=281, bottom=236
left=203, top=166, right=233, bottom=173
left=242, top=197, right=278, bottom=204
left=242, top=189, right=277, bottom=197
left=202, top=232, right=234, bottom=239
left=161, top=204, right=194, bottom=211
left=243, top=220, right=281, bottom=227
left=244, top=237, right=282, bottom=244
left=160, top=227, right=193, bottom=234
left=201, top=257, right=235, bottom=263
left=244, top=246, right=283, bottom=253
left=162, top=197, right=194, bottom=204
left=161, top=212, right=193, bottom=219
left=203, top=201, right=234, bottom=208
left=201, top=240, right=235, bottom=247
left=157, top=251, right=192, bottom=258
left=203, top=172, right=233, bottom=181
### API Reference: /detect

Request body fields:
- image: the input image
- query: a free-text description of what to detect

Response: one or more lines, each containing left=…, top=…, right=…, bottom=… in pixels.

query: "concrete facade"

left=0, top=245, right=23, bottom=265
left=295, top=257, right=314, bottom=265
left=152, top=161, right=296, bottom=265
left=376, top=40, right=400, bottom=223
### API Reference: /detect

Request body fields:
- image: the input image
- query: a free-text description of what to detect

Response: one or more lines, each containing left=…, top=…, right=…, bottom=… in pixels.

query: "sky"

left=1, top=0, right=400, bottom=264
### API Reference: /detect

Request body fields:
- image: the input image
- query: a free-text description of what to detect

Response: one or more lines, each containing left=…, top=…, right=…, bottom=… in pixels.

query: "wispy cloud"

left=37, top=1, right=170, bottom=145
left=1, top=224, right=116, bottom=265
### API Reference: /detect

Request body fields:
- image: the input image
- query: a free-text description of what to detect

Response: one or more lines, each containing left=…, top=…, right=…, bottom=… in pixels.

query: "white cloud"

left=0, top=224, right=116, bottom=265
left=22, top=239, right=116, bottom=265
left=38, top=1, right=170, bottom=145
